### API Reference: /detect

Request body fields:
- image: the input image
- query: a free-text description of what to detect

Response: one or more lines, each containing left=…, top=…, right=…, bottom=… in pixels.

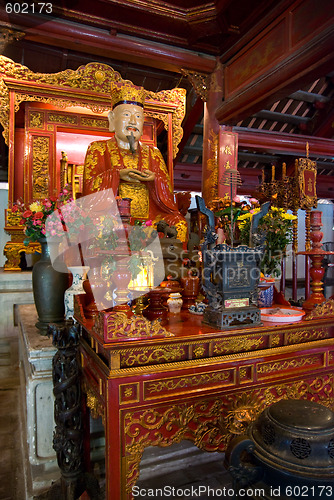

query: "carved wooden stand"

left=36, top=321, right=101, bottom=500
left=299, top=211, right=334, bottom=314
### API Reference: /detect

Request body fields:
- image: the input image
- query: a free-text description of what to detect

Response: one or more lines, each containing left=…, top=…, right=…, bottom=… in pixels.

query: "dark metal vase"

left=32, top=239, right=68, bottom=333
left=226, top=399, right=334, bottom=499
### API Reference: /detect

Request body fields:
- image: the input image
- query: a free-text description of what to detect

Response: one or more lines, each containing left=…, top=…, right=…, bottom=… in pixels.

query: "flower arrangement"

left=11, top=188, right=72, bottom=245
left=237, top=206, right=297, bottom=277
left=208, top=195, right=260, bottom=245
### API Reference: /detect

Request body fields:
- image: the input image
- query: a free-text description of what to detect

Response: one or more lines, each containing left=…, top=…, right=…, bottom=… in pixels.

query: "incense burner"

left=196, top=196, right=264, bottom=329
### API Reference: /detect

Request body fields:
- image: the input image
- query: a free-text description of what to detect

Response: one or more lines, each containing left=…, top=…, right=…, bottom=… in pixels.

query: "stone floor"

left=0, top=333, right=235, bottom=500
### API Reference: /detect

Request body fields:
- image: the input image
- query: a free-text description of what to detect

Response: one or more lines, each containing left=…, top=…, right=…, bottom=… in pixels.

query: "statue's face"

left=108, top=103, right=144, bottom=149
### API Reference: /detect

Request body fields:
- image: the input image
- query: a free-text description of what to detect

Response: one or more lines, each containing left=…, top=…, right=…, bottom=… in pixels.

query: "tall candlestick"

left=271, top=165, right=275, bottom=181
left=282, top=162, right=286, bottom=179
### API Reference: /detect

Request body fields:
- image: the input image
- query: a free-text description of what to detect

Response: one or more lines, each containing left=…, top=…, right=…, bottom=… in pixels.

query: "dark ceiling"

left=1, top=0, right=334, bottom=197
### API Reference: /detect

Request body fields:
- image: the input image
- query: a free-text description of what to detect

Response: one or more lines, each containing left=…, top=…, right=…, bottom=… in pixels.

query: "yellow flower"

left=282, top=213, right=297, bottom=220
left=237, top=212, right=252, bottom=221
left=29, top=202, right=43, bottom=212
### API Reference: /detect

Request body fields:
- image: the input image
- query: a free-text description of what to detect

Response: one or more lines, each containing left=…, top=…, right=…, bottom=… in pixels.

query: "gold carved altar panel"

left=0, top=55, right=186, bottom=270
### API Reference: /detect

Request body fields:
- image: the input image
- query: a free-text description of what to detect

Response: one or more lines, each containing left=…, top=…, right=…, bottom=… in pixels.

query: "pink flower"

left=145, top=220, right=153, bottom=226
left=232, top=195, right=241, bottom=203
left=250, top=198, right=258, bottom=204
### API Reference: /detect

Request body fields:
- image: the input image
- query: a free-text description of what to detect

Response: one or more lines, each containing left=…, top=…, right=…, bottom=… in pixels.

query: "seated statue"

left=82, top=81, right=188, bottom=242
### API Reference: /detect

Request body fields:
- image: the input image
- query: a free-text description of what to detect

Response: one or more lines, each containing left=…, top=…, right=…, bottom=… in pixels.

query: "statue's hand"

left=141, top=169, right=155, bottom=181
left=119, top=168, right=155, bottom=183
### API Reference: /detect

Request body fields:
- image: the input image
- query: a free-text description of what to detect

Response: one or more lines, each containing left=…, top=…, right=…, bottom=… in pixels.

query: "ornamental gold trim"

left=29, top=111, right=44, bottom=129
left=47, top=113, right=78, bottom=125
left=257, top=354, right=322, bottom=376
left=121, top=345, right=184, bottom=368
left=85, top=387, right=105, bottom=423
left=297, top=157, right=317, bottom=209
left=181, top=69, right=210, bottom=101
left=304, top=299, right=334, bottom=320
left=94, top=311, right=174, bottom=340
left=0, top=55, right=185, bottom=158
left=81, top=117, right=109, bottom=129
left=144, top=370, right=233, bottom=398
left=287, top=327, right=327, bottom=344
left=32, top=136, right=49, bottom=198
left=213, top=336, right=264, bottom=355
left=123, top=374, right=334, bottom=493
left=119, top=383, right=140, bottom=405
left=6, top=208, right=23, bottom=226
left=105, top=338, right=334, bottom=377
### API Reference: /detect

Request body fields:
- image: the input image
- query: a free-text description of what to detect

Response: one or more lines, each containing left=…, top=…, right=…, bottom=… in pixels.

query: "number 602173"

left=5, top=3, right=53, bottom=14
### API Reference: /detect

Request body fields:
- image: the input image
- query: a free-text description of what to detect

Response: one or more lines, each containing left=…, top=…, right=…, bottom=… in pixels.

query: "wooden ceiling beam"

left=252, top=110, right=310, bottom=126
left=0, top=12, right=216, bottom=74
left=289, top=90, right=330, bottom=104
left=235, top=127, right=334, bottom=158
left=216, top=0, right=334, bottom=124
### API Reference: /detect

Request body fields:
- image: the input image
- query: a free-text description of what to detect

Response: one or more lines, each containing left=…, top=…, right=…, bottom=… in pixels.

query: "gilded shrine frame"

left=0, top=55, right=186, bottom=270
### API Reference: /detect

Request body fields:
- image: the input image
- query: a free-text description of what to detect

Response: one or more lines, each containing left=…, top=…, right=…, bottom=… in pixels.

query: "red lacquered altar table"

left=76, top=301, right=334, bottom=500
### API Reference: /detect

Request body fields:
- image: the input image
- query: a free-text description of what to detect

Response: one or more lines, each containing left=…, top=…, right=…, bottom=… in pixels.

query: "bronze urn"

left=226, top=399, right=334, bottom=499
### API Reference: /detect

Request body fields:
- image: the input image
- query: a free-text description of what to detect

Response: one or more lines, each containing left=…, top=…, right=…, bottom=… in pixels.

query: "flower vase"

left=64, top=266, right=90, bottom=320
left=258, top=281, right=275, bottom=308
left=32, top=239, right=69, bottom=334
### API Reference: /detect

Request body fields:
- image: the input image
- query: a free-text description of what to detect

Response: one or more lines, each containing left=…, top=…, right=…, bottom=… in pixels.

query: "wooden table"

left=76, top=301, right=334, bottom=500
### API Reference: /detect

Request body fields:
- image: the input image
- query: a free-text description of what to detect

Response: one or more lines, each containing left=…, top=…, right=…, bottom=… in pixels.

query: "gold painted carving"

left=287, top=327, right=327, bottom=344
left=145, top=87, right=186, bottom=158
left=144, top=111, right=169, bottom=131
left=81, top=117, right=109, bottom=129
left=32, top=136, right=49, bottom=198
left=85, top=388, right=105, bottom=423
left=304, top=299, right=334, bottom=320
left=3, top=240, right=40, bottom=271
left=257, top=355, right=321, bottom=375
left=297, top=157, right=317, bottom=209
left=271, top=335, right=280, bottom=346
left=125, top=387, right=133, bottom=397
left=145, top=371, right=231, bottom=395
left=29, top=111, right=44, bottom=128
left=94, top=311, right=173, bottom=340
left=0, top=56, right=185, bottom=159
left=47, top=113, right=78, bottom=125
left=6, top=208, right=23, bottom=226
left=124, top=374, right=334, bottom=493
left=213, top=336, right=264, bottom=355
left=118, top=182, right=149, bottom=218
left=181, top=69, right=210, bottom=101
left=193, top=345, right=205, bottom=358
left=203, top=130, right=219, bottom=203
left=121, top=345, right=184, bottom=368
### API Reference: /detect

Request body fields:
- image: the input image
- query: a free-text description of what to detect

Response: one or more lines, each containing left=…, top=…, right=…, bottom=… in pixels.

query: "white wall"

left=0, top=183, right=10, bottom=268
left=285, top=201, right=334, bottom=280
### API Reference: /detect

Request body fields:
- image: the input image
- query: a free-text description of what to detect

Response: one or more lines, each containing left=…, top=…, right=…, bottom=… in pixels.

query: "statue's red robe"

left=83, top=136, right=187, bottom=242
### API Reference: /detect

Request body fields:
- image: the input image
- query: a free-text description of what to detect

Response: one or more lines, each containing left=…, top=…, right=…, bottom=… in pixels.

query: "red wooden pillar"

left=202, top=62, right=223, bottom=204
